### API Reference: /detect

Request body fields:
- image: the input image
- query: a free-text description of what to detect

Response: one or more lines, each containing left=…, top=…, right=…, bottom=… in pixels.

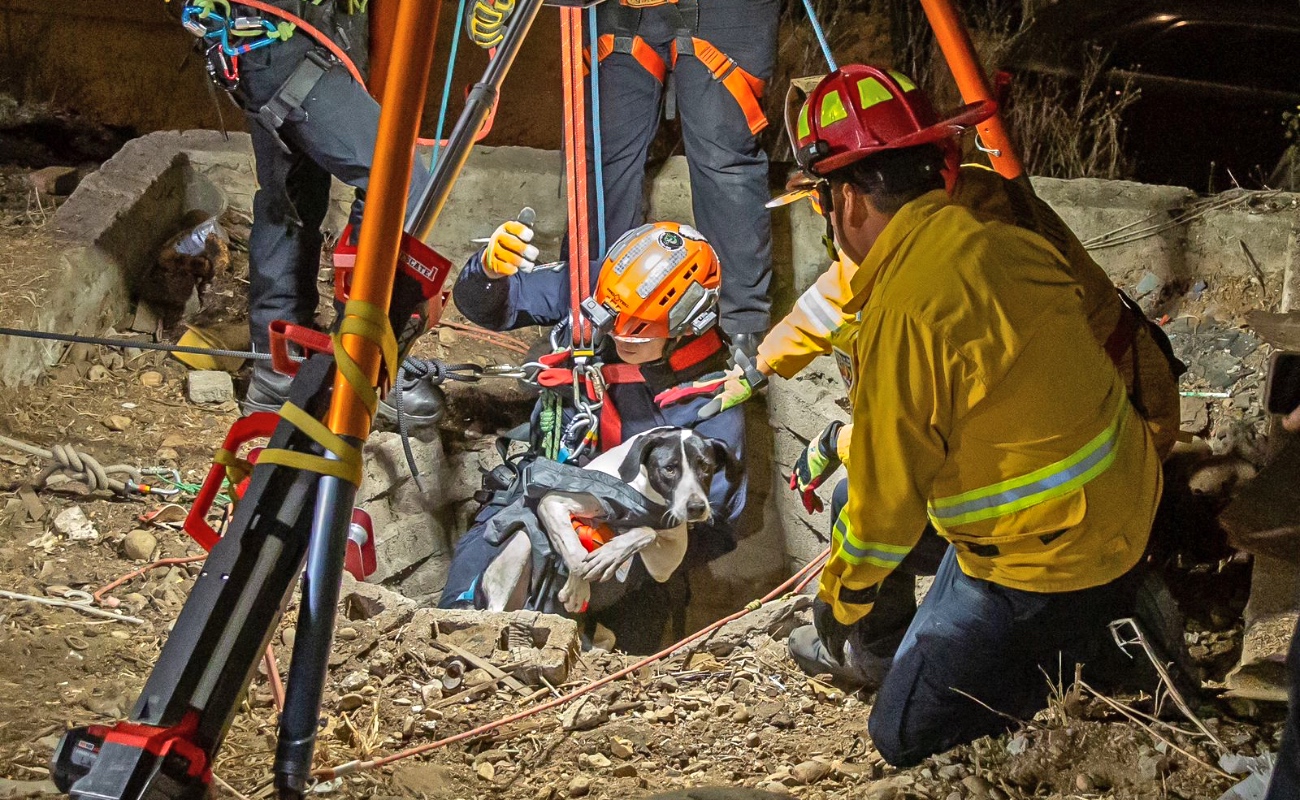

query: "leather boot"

left=376, top=359, right=447, bottom=432
left=242, top=362, right=292, bottom=415
left=787, top=624, right=892, bottom=689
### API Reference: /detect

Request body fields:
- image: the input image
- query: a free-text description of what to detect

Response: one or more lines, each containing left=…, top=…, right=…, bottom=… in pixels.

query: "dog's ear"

left=619, top=430, right=679, bottom=483
left=706, top=438, right=744, bottom=487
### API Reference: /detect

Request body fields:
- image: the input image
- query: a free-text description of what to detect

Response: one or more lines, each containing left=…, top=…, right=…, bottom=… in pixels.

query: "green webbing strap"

left=256, top=402, right=364, bottom=485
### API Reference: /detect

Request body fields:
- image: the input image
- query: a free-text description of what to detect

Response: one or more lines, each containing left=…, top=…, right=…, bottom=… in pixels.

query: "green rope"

left=540, top=391, right=562, bottom=461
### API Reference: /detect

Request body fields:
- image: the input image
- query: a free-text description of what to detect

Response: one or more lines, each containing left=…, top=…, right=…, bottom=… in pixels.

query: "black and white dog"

left=479, top=427, right=740, bottom=613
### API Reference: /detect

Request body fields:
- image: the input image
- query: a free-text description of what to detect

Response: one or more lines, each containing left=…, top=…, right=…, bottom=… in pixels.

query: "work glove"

left=483, top=207, right=539, bottom=278
left=466, top=0, right=515, bottom=49
left=813, top=597, right=852, bottom=665
left=697, top=348, right=769, bottom=419
left=789, top=420, right=844, bottom=514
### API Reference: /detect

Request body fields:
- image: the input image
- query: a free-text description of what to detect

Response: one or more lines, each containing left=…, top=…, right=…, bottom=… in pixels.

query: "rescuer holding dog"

left=438, top=218, right=748, bottom=654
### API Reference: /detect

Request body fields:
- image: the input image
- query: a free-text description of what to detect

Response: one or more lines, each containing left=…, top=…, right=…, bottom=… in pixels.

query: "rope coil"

left=0, top=434, right=142, bottom=495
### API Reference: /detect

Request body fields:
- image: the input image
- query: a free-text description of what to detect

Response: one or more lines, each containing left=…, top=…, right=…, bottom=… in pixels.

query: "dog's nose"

left=686, top=499, right=708, bottom=520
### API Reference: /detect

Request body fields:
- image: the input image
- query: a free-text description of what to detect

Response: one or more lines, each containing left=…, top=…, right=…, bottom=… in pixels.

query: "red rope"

left=433, top=321, right=529, bottom=355
left=314, top=547, right=831, bottom=779
left=560, top=8, right=592, bottom=345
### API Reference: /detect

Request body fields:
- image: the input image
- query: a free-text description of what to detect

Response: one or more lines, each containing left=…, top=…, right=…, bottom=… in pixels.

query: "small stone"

left=731, top=705, right=752, bottom=723
left=535, top=786, right=556, bottom=800
left=1138, top=754, right=1169, bottom=782
left=612, top=764, right=637, bottom=778
left=140, top=371, right=164, bottom=388
left=1075, top=773, right=1095, bottom=792
left=121, top=530, right=157, bottom=561
left=937, top=764, right=966, bottom=781
left=586, top=754, right=611, bottom=769
left=281, top=627, right=296, bottom=648
left=792, top=760, right=831, bottom=785
left=610, top=738, right=634, bottom=759
left=89, top=365, right=112, bottom=382
left=336, top=626, right=359, bottom=641
left=567, top=774, right=592, bottom=797
left=561, top=696, right=608, bottom=731
left=188, top=370, right=235, bottom=404
left=156, top=448, right=179, bottom=461
left=161, top=433, right=188, bottom=449
left=103, top=414, right=132, bottom=432
left=340, top=671, right=369, bottom=692
left=54, top=506, right=98, bottom=542
left=770, top=713, right=794, bottom=729
left=338, top=693, right=365, bottom=711
left=476, top=762, right=495, bottom=781
left=745, top=732, right=762, bottom=748
left=962, top=775, right=994, bottom=798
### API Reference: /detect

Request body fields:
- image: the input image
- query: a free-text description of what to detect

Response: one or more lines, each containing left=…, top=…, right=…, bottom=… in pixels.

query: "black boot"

left=725, top=331, right=763, bottom=368
left=242, top=362, right=292, bottom=415
left=376, top=359, right=447, bottom=432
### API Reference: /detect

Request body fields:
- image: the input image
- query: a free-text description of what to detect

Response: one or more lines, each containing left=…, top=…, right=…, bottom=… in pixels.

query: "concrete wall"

left=35, top=134, right=1300, bottom=622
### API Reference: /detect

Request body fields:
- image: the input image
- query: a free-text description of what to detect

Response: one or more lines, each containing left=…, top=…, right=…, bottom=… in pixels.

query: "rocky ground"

left=0, top=146, right=1290, bottom=800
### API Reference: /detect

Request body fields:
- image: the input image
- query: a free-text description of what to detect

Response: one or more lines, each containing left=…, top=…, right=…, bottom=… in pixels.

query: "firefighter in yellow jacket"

left=771, top=65, right=1166, bottom=766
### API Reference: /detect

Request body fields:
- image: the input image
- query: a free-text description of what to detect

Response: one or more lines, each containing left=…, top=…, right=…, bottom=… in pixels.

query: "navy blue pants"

left=866, top=546, right=1141, bottom=767
left=235, top=35, right=380, bottom=352
left=593, top=0, right=778, bottom=335
left=1265, top=614, right=1300, bottom=799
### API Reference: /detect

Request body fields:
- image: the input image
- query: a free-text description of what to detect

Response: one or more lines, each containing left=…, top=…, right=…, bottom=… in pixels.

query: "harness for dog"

left=593, top=0, right=768, bottom=135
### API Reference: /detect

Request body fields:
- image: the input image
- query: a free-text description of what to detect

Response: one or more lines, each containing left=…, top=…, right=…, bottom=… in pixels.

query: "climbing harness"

left=596, top=0, right=769, bottom=135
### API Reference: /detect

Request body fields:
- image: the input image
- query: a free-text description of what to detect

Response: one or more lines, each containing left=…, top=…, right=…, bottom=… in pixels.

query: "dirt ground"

left=0, top=159, right=1288, bottom=800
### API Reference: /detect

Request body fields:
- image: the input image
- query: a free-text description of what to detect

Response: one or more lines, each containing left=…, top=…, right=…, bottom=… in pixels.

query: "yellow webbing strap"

left=331, top=299, right=399, bottom=418
left=256, top=403, right=364, bottom=486
left=213, top=447, right=253, bottom=490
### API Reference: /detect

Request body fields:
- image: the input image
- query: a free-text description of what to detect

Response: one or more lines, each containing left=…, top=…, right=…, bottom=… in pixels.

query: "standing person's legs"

left=673, top=0, right=778, bottom=338
left=593, top=3, right=667, bottom=247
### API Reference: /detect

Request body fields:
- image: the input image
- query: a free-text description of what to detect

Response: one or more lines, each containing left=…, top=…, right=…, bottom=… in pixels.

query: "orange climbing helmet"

left=581, top=222, right=721, bottom=341
left=784, top=64, right=996, bottom=177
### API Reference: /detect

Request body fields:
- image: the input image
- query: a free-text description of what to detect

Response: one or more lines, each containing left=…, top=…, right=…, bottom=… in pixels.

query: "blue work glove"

left=789, top=420, right=844, bottom=514
left=813, top=597, right=852, bottom=665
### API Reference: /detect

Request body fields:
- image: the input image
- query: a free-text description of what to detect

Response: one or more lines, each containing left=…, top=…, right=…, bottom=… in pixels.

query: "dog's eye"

left=664, top=465, right=679, bottom=477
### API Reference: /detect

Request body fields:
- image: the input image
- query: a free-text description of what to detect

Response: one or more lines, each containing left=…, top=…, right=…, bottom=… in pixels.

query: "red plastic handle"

left=184, top=413, right=279, bottom=551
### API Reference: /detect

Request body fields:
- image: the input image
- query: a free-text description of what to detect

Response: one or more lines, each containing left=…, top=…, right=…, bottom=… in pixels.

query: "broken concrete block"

left=53, top=505, right=97, bottom=542
left=407, top=607, right=579, bottom=687
left=703, top=594, right=813, bottom=657
left=187, top=370, right=234, bottom=404
left=339, top=571, right=417, bottom=634
left=28, top=165, right=80, bottom=197
left=359, top=431, right=451, bottom=601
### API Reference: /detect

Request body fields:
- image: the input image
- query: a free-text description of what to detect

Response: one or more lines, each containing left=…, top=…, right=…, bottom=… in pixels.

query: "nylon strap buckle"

left=256, top=48, right=333, bottom=153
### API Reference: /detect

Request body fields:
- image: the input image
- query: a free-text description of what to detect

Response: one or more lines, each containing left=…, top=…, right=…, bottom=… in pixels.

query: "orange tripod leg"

left=918, top=0, right=1025, bottom=181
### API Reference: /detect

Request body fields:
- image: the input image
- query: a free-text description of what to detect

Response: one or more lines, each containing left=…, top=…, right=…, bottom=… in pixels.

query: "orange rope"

left=314, top=547, right=832, bottom=779
left=433, top=321, right=529, bottom=355
left=560, top=8, right=592, bottom=345
left=92, top=555, right=207, bottom=606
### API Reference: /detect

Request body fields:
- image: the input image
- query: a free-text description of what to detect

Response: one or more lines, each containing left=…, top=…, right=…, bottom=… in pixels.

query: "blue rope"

left=588, top=4, right=607, bottom=256
left=431, top=0, right=470, bottom=171
left=800, top=0, right=837, bottom=72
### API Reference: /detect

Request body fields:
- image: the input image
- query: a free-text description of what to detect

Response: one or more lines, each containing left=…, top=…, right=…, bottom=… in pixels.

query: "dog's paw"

left=580, top=545, right=627, bottom=583
left=558, top=574, right=590, bottom=614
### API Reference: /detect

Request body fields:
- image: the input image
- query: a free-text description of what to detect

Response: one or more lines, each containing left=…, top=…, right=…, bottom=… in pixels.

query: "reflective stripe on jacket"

left=820, top=183, right=1162, bottom=627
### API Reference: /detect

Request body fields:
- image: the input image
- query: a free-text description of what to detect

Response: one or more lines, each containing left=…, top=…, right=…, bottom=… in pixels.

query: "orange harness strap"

left=671, top=37, right=768, bottom=135
left=595, top=33, right=668, bottom=84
